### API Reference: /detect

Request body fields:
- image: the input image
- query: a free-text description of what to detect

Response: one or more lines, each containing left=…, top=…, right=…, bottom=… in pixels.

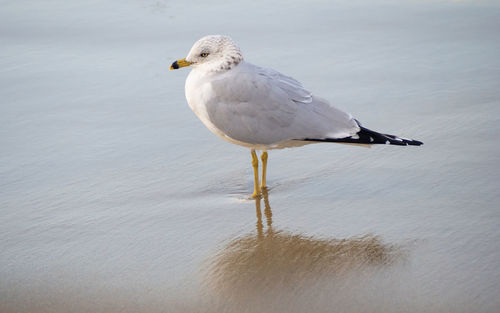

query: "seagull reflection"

left=205, top=190, right=401, bottom=299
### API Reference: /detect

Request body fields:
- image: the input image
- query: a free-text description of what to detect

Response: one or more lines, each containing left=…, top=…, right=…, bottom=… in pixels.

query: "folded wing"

left=205, top=62, right=360, bottom=146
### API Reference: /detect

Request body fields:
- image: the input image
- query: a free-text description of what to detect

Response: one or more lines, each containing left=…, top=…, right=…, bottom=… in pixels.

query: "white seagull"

left=170, top=35, right=422, bottom=198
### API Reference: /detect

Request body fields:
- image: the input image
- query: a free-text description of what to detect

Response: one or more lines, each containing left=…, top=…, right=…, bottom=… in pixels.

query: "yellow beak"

left=170, top=58, right=192, bottom=70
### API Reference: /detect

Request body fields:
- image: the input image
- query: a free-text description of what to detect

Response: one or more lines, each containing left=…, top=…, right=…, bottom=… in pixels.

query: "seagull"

left=170, top=35, right=422, bottom=198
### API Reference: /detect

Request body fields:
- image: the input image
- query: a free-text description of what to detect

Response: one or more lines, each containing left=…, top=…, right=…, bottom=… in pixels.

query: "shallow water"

left=1, top=0, right=500, bottom=312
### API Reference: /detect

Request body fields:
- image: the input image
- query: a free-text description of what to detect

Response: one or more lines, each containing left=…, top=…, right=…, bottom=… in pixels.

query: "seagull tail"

left=302, top=121, right=423, bottom=146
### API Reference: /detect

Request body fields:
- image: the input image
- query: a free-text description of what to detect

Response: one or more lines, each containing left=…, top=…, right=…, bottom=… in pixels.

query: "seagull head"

left=170, top=35, right=243, bottom=72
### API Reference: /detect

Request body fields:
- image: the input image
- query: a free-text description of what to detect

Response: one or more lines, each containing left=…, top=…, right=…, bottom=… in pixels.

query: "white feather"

left=183, top=36, right=359, bottom=149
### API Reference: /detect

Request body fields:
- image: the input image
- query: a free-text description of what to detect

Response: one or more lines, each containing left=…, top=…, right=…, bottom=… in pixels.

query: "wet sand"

left=1, top=0, right=500, bottom=312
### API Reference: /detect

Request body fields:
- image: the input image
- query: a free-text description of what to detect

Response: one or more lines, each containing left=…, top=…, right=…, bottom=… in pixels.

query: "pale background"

left=1, top=0, right=499, bottom=312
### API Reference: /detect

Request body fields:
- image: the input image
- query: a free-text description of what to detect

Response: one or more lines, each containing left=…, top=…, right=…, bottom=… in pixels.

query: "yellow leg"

left=260, top=151, right=268, bottom=189
left=251, top=149, right=261, bottom=198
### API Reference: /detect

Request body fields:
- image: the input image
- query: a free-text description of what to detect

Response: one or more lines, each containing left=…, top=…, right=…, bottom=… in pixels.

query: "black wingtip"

left=301, top=126, right=423, bottom=146
left=408, top=139, right=423, bottom=146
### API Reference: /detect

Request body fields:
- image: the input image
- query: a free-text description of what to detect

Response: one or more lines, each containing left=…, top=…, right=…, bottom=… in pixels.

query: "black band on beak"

left=171, top=61, right=179, bottom=69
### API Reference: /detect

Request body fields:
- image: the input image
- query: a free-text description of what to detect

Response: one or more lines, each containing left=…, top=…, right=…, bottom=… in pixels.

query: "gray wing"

left=258, top=66, right=313, bottom=104
left=205, top=62, right=359, bottom=145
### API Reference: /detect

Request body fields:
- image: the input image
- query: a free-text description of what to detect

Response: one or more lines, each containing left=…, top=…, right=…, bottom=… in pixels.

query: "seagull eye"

left=200, top=52, right=209, bottom=57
